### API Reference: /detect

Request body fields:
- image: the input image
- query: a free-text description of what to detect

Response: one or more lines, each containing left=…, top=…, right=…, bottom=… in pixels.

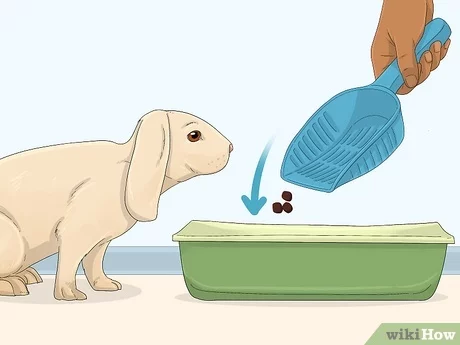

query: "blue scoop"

left=281, top=18, right=451, bottom=193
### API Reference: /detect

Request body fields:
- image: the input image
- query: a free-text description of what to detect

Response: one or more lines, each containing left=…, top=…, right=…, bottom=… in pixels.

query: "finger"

left=396, top=84, right=414, bottom=95
left=398, top=51, right=432, bottom=95
left=394, top=40, right=419, bottom=89
left=441, top=39, right=451, bottom=60
left=430, top=41, right=442, bottom=70
left=418, top=51, right=432, bottom=84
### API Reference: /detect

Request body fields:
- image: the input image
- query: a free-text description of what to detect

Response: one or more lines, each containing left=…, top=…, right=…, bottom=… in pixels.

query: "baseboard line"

left=32, top=246, right=460, bottom=275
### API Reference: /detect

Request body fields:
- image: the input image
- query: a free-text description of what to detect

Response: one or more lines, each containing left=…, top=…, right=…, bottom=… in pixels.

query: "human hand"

left=371, top=0, right=451, bottom=95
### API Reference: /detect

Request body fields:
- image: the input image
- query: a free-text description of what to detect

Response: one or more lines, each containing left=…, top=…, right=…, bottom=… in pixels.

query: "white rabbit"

left=0, top=109, right=233, bottom=301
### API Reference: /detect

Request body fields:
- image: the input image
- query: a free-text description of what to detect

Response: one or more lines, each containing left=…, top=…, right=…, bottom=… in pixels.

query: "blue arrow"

left=241, top=137, right=274, bottom=215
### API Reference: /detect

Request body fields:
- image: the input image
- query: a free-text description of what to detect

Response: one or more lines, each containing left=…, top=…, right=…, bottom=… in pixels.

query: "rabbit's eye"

left=187, top=131, right=201, bottom=142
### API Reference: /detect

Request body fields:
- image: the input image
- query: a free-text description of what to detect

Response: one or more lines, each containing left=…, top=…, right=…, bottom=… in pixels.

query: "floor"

left=1, top=275, right=459, bottom=345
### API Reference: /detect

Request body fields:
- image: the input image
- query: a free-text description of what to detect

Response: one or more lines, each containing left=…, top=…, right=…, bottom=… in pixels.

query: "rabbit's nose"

left=229, top=143, right=233, bottom=153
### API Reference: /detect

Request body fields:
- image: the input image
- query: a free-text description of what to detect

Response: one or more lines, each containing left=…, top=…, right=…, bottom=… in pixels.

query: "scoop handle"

left=372, top=18, right=451, bottom=93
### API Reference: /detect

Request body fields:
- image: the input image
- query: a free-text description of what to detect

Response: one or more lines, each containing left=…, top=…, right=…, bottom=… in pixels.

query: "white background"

left=0, top=0, right=458, bottom=246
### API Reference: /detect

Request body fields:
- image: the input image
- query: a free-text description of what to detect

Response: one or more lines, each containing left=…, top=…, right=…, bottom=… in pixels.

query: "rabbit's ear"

left=125, top=110, right=170, bottom=222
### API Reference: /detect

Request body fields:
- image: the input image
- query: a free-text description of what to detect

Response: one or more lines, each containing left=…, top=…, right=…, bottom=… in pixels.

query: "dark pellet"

left=282, top=202, right=293, bottom=213
left=281, top=191, right=292, bottom=202
left=272, top=202, right=283, bottom=213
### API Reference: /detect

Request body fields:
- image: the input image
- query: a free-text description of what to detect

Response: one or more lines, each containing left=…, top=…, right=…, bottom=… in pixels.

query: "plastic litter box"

left=172, top=221, right=455, bottom=301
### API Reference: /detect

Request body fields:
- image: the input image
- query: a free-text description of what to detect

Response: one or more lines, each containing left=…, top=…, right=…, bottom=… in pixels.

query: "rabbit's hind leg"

left=0, top=212, right=28, bottom=296
left=0, top=276, right=29, bottom=296
left=15, top=267, right=43, bottom=285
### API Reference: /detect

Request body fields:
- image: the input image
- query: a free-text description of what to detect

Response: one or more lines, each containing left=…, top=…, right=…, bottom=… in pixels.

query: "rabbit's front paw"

left=90, top=277, right=122, bottom=291
left=54, top=284, right=87, bottom=301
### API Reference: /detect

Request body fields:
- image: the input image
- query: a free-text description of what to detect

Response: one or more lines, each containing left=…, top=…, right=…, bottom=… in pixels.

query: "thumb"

left=394, top=39, right=419, bottom=89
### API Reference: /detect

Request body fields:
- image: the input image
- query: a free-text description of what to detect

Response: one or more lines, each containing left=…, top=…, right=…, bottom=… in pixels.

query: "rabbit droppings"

left=0, top=109, right=233, bottom=301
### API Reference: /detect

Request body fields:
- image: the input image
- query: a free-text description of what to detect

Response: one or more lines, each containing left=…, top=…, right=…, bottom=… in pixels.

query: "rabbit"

left=0, top=109, right=233, bottom=301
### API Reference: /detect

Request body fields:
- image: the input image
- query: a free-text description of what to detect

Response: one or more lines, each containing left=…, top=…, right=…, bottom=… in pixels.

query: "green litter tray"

left=172, top=221, right=455, bottom=301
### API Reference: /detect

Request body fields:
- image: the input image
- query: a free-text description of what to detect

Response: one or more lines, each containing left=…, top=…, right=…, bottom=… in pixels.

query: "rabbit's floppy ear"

left=125, top=110, right=170, bottom=222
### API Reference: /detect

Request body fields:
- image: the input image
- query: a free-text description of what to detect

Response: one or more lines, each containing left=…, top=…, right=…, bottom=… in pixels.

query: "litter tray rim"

left=172, top=220, right=455, bottom=244
left=280, top=84, right=402, bottom=192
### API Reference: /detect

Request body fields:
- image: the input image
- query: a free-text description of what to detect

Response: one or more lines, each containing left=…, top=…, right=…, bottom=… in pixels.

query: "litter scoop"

left=281, top=18, right=451, bottom=193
